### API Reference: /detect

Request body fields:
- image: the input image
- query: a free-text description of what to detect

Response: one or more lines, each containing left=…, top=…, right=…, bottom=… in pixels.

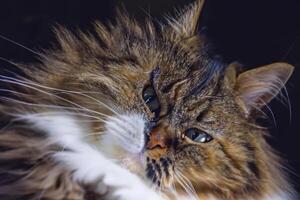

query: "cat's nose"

left=146, top=126, right=167, bottom=150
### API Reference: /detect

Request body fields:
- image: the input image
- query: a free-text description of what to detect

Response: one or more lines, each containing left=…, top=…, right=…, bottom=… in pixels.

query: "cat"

left=0, top=0, right=296, bottom=199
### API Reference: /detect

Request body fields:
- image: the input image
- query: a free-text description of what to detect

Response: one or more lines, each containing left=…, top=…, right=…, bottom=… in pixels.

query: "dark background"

left=0, top=0, right=299, bottom=194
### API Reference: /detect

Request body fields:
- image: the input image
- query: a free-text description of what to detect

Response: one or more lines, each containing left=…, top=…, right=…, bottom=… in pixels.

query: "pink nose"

left=146, top=127, right=167, bottom=150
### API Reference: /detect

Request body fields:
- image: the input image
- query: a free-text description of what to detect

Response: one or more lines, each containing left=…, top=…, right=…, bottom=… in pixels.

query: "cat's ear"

left=234, top=62, right=294, bottom=116
left=166, top=0, right=205, bottom=40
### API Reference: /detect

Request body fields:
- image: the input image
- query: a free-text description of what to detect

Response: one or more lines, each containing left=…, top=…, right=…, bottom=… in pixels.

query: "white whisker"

left=0, top=34, right=46, bottom=59
left=175, top=170, right=198, bottom=200
left=0, top=75, right=119, bottom=116
left=0, top=77, right=110, bottom=119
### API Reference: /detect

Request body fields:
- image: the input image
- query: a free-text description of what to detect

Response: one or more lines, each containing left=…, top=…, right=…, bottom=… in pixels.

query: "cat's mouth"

left=145, top=156, right=173, bottom=188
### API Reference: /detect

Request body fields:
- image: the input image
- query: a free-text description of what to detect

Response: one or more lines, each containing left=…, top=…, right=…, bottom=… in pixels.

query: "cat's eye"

left=185, top=128, right=213, bottom=143
left=143, top=85, right=160, bottom=117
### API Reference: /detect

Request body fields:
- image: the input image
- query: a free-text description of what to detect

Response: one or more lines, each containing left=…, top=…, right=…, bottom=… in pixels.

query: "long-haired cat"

left=0, top=0, right=296, bottom=199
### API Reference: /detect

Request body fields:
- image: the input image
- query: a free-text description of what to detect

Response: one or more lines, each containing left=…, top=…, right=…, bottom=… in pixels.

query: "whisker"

left=175, top=170, right=198, bottom=200
left=19, top=111, right=108, bottom=123
left=280, top=164, right=300, bottom=179
left=166, top=173, right=179, bottom=199
left=0, top=97, right=112, bottom=127
left=109, top=128, right=135, bottom=144
left=174, top=173, right=193, bottom=199
left=0, top=97, right=90, bottom=116
left=107, top=116, right=140, bottom=137
left=0, top=34, right=46, bottom=59
left=0, top=74, right=119, bottom=116
left=0, top=77, right=110, bottom=119
left=81, top=132, right=104, bottom=139
left=0, top=88, right=33, bottom=97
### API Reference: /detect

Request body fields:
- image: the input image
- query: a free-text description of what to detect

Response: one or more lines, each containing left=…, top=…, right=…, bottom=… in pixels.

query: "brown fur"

left=0, top=0, right=295, bottom=199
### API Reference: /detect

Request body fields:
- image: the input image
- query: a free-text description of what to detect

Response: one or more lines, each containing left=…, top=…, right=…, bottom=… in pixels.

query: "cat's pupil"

left=142, top=86, right=160, bottom=117
left=185, top=128, right=213, bottom=143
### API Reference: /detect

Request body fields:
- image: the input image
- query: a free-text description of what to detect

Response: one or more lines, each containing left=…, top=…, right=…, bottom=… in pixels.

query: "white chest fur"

left=21, top=112, right=164, bottom=200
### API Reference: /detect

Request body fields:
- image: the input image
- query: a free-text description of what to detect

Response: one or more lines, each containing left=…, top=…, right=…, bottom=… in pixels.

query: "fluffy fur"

left=25, top=113, right=163, bottom=200
left=0, top=0, right=296, bottom=199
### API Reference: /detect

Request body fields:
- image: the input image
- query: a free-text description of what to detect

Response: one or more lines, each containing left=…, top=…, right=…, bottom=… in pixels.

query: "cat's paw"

left=54, top=145, right=164, bottom=200
left=113, top=186, right=164, bottom=200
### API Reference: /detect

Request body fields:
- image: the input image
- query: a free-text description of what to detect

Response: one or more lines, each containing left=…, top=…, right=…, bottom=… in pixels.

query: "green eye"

left=185, top=128, right=213, bottom=143
left=143, top=85, right=160, bottom=117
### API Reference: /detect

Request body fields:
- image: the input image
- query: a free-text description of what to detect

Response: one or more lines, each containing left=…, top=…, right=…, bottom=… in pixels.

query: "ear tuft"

left=235, top=62, right=294, bottom=115
left=224, top=62, right=242, bottom=90
left=166, top=0, right=205, bottom=40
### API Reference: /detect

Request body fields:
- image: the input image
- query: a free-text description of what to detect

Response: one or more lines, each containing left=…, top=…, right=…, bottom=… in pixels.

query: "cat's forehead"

left=126, top=35, right=223, bottom=86
left=152, top=51, right=225, bottom=95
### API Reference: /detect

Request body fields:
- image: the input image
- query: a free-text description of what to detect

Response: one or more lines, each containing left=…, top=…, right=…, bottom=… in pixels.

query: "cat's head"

left=20, top=0, right=294, bottom=199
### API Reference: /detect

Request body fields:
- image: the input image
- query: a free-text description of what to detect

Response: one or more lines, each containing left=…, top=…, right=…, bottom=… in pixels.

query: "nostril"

left=147, top=143, right=164, bottom=150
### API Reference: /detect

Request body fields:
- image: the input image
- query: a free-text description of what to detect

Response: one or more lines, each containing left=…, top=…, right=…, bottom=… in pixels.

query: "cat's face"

left=24, top=0, right=293, bottom=199
left=94, top=52, right=292, bottom=199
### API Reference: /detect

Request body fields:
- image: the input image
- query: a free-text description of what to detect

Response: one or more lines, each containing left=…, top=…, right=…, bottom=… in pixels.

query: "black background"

left=0, top=0, right=299, bottom=195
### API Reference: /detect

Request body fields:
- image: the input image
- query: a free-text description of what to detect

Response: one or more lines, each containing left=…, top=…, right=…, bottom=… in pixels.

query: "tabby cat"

left=0, top=0, right=296, bottom=199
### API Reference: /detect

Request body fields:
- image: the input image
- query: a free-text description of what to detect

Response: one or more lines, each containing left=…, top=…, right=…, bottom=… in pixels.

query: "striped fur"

left=0, top=0, right=296, bottom=199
